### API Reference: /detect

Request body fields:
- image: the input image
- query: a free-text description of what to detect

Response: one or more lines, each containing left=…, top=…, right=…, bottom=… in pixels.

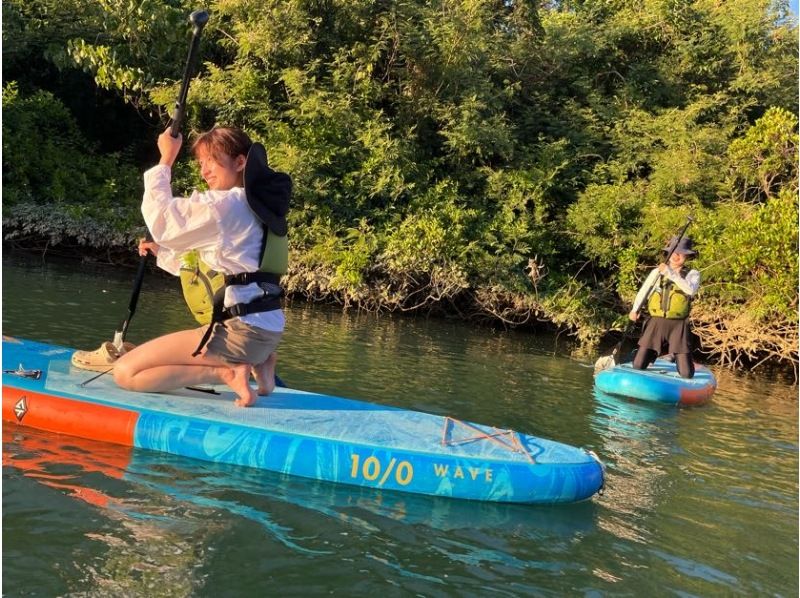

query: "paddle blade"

left=593, top=355, right=616, bottom=375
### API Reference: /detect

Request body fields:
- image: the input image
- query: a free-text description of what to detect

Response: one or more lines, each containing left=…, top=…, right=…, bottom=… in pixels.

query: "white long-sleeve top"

left=630, top=266, right=701, bottom=315
left=141, top=164, right=284, bottom=332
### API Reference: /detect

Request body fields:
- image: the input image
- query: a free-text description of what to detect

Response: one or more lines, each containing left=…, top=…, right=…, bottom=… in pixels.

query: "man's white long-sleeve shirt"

left=142, top=164, right=284, bottom=332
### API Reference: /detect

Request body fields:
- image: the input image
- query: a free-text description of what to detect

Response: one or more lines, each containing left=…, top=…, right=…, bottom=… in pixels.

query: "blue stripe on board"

left=133, top=410, right=603, bottom=502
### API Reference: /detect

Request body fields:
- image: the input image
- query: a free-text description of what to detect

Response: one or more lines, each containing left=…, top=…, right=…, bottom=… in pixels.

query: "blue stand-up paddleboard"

left=594, top=358, right=716, bottom=405
left=3, top=337, right=604, bottom=504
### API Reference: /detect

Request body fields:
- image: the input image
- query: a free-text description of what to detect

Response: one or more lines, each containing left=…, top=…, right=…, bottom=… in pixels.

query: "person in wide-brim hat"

left=626, top=235, right=701, bottom=378
left=663, top=235, right=698, bottom=257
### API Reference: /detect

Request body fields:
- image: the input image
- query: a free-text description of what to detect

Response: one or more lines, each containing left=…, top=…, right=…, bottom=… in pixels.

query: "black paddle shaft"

left=170, top=10, right=209, bottom=138
left=117, top=9, right=210, bottom=342
left=118, top=254, right=148, bottom=340
left=609, top=216, right=693, bottom=361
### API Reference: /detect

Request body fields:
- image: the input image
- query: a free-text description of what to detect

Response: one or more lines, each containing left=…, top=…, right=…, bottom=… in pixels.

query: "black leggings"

left=632, top=349, right=695, bottom=379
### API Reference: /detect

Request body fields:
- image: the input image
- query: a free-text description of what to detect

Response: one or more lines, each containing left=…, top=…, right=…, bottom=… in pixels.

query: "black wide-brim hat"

left=243, top=143, right=291, bottom=237
left=663, top=236, right=697, bottom=256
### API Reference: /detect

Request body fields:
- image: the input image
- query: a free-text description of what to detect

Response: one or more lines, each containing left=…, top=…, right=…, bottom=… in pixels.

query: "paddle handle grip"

left=170, top=10, right=209, bottom=137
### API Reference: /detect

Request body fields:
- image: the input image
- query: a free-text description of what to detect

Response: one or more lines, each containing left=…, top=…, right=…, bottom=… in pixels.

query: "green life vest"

left=179, top=229, right=288, bottom=325
left=647, top=269, right=692, bottom=320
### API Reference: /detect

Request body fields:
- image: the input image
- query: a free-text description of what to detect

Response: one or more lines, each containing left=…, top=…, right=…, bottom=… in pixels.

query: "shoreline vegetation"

left=2, top=1, right=797, bottom=377
left=4, top=224, right=796, bottom=380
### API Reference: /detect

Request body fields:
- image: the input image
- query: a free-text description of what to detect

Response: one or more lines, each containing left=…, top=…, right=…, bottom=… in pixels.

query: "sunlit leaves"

left=4, top=0, right=798, bottom=364
left=726, top=107, right=798, bottom=202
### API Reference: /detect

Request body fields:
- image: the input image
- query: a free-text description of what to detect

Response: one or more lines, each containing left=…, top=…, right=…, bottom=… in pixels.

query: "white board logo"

left=14, top=396, right=28, bottom=421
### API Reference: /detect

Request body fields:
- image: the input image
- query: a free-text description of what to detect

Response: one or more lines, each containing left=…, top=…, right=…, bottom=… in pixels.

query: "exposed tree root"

left=691, top=303, right=798, bottom=381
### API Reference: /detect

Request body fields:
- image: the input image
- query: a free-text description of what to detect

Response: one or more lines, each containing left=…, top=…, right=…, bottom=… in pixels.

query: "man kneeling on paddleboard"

left=112, top=126, right=290, bottom=406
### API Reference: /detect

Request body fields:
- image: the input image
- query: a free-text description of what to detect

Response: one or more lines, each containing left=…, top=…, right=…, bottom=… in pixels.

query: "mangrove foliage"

left=2, top=0, right=798, bottom=372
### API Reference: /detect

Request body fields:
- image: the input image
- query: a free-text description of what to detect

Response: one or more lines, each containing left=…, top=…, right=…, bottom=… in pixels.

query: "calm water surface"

left=2, top=252, right=798, bottom=596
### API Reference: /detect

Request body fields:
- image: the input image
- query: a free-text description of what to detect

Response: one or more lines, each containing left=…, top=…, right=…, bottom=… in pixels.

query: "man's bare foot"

left=252, top=352, right=277, bottom=396
left=220, top=364, right=258, bottom=407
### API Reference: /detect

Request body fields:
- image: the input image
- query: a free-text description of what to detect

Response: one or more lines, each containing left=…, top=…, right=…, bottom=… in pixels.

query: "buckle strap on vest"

left=191, top=285, right=283, bottom=357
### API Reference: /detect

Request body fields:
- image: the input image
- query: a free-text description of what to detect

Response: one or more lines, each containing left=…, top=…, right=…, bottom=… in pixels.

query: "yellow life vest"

left=647, top=270, right=691, bottom=319
left=179, top=251, right=223, bottom=325
left=179, top=229, right=288, bottom=325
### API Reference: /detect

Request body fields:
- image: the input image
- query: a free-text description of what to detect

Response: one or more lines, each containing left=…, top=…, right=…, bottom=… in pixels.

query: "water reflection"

left=589, top=375, right=798, bottom=594
left=591, top=389, right=681, bottom=545
left=4, top=426, right=599, bottom=593
left=3, top=428, right=215, bottom=596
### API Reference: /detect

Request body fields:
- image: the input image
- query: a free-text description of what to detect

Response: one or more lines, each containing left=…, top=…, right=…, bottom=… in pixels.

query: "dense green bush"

left=2, top=0, right=797, bottom=370
left=2, top=82, right=142, bottom=233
